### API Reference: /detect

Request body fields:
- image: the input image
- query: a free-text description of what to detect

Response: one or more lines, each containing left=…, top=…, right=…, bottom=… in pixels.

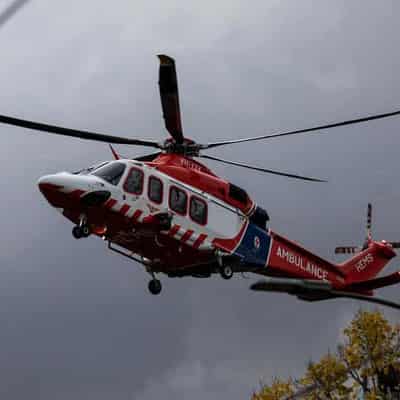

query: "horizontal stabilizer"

left=346, top=271, right=400, bottom=291
left=250, top=277, right=400, bottom=310
left=250, top=277, right=332, bottom=294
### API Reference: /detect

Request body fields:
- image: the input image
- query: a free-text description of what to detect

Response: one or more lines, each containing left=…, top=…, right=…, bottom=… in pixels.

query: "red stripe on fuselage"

left=193, top=233, right=207, bottom=249
left=119, top=204, right=130, bottom=216
left=104, top=198, right=117, bottom=210
left=132, top=210, right=143, bottom=221
left=169, top=224, right=180, bottom=237
left=180, top=230, right=194, bottom=243
left=212, top=221, right=248, bottom=253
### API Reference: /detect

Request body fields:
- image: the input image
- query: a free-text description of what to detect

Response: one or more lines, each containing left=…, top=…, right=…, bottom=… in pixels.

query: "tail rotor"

left=335, top=203, right=373, bottom=254
left=335, top=246, right=359, bottom=255
left=335, top=203, right=400, bottom=254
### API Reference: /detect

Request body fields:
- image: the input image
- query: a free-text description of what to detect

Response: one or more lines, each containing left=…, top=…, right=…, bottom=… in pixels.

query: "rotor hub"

left=163, top=138, right=200, bottom=157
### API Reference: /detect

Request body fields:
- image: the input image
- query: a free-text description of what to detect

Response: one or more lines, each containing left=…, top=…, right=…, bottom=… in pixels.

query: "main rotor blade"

left=199, top=154, right=326, bottom=182
left=0, top=0, right=30, bottom=28
left=204, top=109, right=400, bottom=149
left=330, top=290, right=400, bottom=310
left=134, top=152, right=162, bottom=162
left=158, top=54, right=184, bottom=144
left=0, top=114, right=161, bottom=148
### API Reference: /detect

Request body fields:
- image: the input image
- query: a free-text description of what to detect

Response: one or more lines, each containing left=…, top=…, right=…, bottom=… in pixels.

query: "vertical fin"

left=341, top=242, right=396, bottom=283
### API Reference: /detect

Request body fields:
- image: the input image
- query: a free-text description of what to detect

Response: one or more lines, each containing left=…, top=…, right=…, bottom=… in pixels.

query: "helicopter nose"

left=38, top=174, right=64, bottom=195
left=37, top=174, right=67, bottom=207
left=38, top=172, right=106, bottom=209
left=38, top=174, right=64, bottom=192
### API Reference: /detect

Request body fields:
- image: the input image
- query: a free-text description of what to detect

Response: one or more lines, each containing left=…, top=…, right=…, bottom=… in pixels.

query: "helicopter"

left=2, top=55, right=400, bottom=306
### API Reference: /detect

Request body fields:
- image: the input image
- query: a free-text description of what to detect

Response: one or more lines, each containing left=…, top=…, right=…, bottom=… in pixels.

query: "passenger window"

left=124, top=168, right=144, bottom=194
left=169, top=187, right=187, bottom=215
left=190, top=196, right=207, bottom=225
left=148, top=176, right=163, bottom=204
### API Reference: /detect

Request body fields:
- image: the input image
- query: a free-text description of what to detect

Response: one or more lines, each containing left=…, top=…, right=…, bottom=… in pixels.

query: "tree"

left=301, top=353, right=350, bottom=399
left=253, top=310, right=400, bottom=400
left=252, top=378, right=294, bottom=400
left=339, top=310, right=400, bottom=397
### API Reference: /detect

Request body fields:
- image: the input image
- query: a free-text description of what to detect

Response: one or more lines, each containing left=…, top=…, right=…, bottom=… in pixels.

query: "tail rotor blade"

left=367, top=203, right=372, bottom=238
left=335, top=246, right=359, bottom=254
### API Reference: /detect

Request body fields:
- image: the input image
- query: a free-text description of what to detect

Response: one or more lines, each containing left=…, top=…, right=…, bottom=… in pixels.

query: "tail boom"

left=266, top=233, right=396, bottom=289
left=267, top=232, right=346, bottom=287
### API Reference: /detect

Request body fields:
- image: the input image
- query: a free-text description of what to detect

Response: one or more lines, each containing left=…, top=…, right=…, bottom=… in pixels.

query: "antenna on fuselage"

left=108, top=144, right=120, bottom=160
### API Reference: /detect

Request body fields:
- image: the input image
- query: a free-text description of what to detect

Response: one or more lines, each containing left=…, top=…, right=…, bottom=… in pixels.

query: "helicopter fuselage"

left=38, top=155, right=260, bottom=275
left=37, top=154, right=397, bottom=298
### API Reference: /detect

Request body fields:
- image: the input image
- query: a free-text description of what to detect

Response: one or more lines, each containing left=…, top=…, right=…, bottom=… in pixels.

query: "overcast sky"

left=1, top=0, right=400, bottom=399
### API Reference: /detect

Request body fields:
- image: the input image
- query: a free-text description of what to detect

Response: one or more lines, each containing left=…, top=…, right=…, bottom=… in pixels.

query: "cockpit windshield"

left=73, top=161, right=109, bottom=175
left=91, top=161, right=126, bottom=185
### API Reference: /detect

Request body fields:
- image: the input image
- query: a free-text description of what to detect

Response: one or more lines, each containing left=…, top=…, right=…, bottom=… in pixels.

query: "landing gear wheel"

left=81, top=225, right=91, bottom=237
left=220, top=265, right=234, bottom=280
left=148, top=279, right=162, bottom=295
left=72, top=225, right=90, bottom=239
left=72, top=226, right=83, bottom=239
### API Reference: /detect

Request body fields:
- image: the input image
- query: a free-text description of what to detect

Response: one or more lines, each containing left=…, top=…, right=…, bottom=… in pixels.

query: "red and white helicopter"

left=3, top=55, right=400, bottom=307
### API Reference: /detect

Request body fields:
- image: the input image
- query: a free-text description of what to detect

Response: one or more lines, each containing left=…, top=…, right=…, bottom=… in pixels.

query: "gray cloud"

left=1, top=0, right=400, bottom=398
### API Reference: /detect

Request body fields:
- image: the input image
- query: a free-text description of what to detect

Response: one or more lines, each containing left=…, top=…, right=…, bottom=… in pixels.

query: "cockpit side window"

left=124, top=167, right=144, bottom=195
left=92, top=162, right=126, bottom=185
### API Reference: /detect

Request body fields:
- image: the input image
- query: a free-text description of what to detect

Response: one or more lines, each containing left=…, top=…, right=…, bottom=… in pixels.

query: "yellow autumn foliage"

left=252, top=378, right=294, bottom=400
left=253, top=310, right=400, bottom=399
left=301, top=353, right=351, bottom=399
